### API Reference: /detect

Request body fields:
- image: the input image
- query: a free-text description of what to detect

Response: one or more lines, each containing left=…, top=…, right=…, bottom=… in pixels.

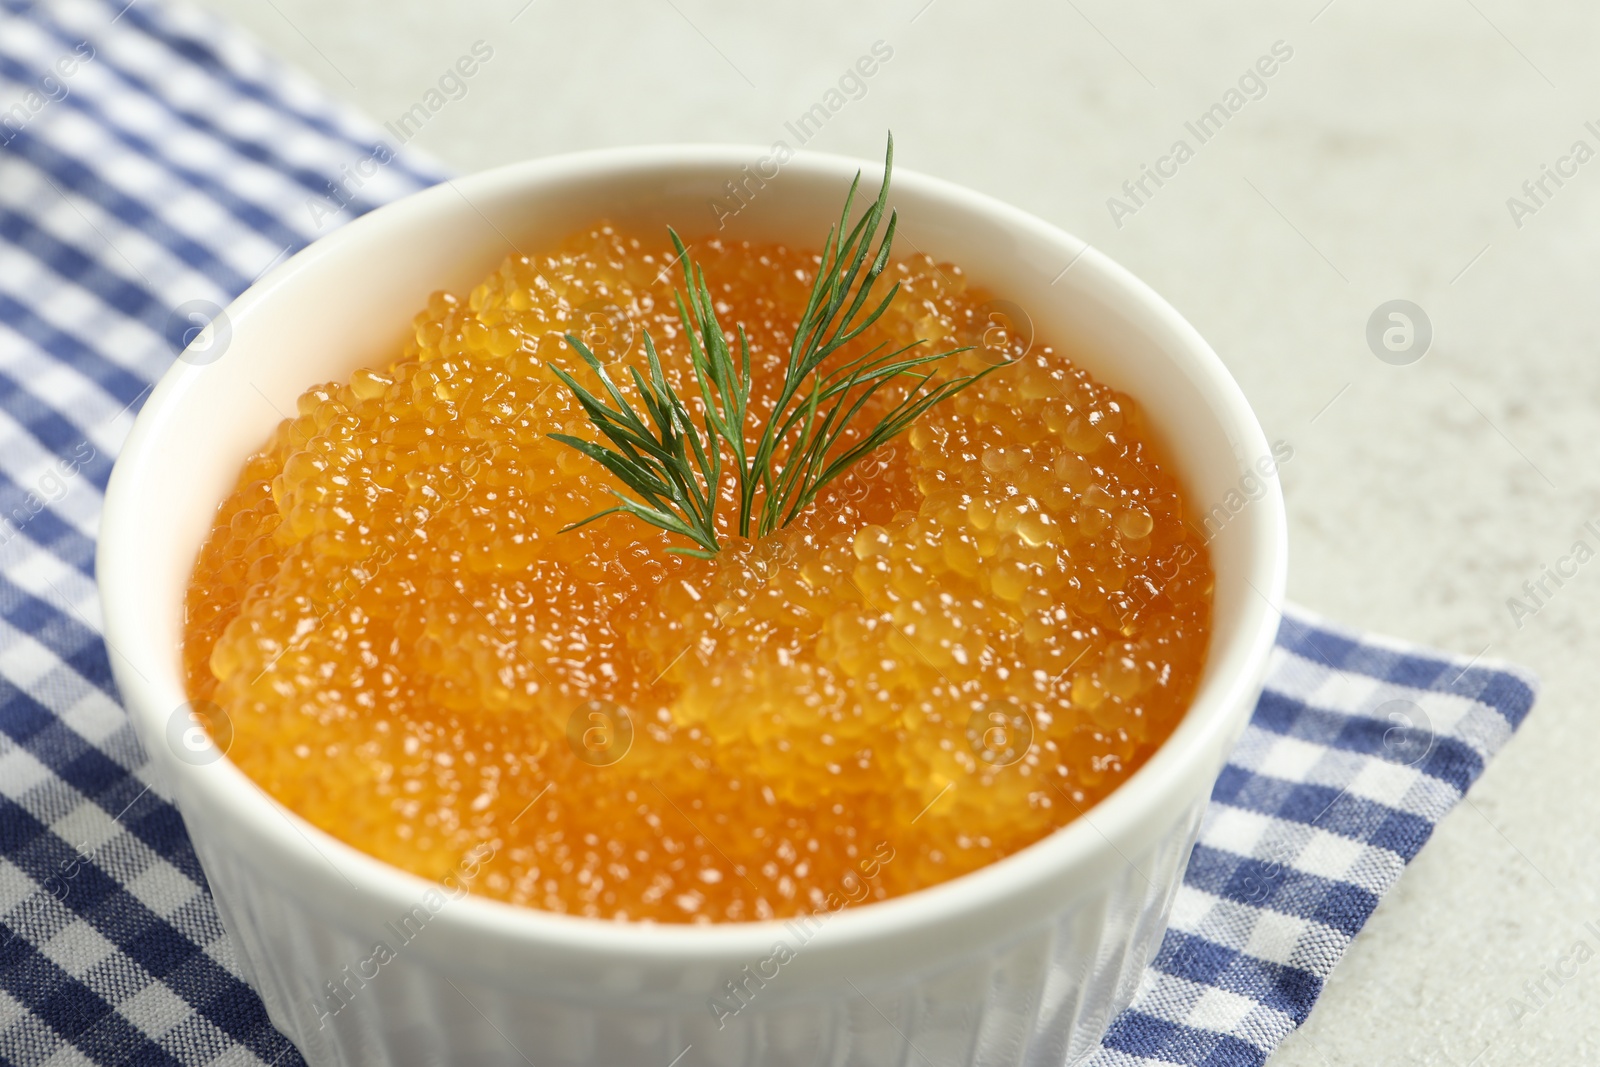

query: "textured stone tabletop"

left=192, top=0, right=1600, bottom=1060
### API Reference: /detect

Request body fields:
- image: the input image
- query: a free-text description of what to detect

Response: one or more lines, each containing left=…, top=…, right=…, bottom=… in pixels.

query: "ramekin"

left=98, top=145, right=1287, bottom=1067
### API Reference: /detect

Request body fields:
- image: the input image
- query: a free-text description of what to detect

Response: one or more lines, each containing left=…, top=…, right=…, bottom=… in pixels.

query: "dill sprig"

left=546, top=134, right=1000, bottom=558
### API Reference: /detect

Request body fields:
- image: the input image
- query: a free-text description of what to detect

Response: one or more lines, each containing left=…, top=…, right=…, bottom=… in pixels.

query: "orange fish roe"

left=182, top=222, right=1213, bottom=923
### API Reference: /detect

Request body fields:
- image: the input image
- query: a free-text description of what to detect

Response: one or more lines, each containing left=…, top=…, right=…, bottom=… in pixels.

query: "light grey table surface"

left=191, top=0, right=1600, bottom=1061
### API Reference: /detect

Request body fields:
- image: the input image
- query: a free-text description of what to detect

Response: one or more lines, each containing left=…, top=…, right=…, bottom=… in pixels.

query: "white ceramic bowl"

left=99, top=145, right=1286, bottom=1067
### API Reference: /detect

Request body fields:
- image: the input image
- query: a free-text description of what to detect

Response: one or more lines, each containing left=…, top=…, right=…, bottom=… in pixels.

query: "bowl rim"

left=98, top=141, right=1287, bottom=971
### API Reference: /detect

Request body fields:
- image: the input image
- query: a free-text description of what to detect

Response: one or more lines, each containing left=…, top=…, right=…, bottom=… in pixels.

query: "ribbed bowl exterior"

left=180, top=792, right=1202, bottom=1067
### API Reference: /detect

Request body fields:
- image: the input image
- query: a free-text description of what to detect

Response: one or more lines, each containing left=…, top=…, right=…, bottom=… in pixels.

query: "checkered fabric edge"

left=0, top=0, right=443, bottom=1064
left=1087, top=606, right=1535, bottom=1066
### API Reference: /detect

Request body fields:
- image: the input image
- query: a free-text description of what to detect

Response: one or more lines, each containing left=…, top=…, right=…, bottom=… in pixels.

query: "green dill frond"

left=547, top=133, right=1003, bottom=556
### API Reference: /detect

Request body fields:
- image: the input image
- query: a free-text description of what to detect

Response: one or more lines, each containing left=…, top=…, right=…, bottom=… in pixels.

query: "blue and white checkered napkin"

left=0, top=2, right=1538, bottom=1065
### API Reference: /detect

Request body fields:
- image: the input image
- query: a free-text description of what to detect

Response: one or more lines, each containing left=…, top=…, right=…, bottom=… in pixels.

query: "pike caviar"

left=183, top=223, right=1213, bottom=923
